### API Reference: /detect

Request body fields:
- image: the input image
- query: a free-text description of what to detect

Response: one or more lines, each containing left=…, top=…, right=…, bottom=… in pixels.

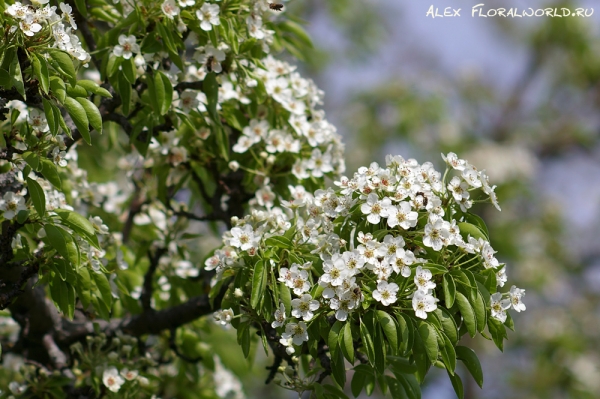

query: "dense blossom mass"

left=210, top=152, right=524, bottom=361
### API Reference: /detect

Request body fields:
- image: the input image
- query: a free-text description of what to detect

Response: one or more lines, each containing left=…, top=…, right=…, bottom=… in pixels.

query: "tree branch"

left=140, top=247, right=167, bottom=312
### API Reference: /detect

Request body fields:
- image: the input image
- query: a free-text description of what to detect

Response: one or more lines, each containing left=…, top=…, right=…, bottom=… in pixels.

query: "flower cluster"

left=5, top=2, right=91, bottom=62
left=210, top=152, right=525, bottom=358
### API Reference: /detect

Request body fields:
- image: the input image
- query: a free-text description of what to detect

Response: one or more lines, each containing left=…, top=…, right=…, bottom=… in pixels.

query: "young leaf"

left=63, top=97, right=91, bottom=144
left=26, top=177, right=46, bottom=217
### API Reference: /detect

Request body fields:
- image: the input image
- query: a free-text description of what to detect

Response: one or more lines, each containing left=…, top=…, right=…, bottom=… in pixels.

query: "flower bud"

left=229, top=161, right=240, bottom=171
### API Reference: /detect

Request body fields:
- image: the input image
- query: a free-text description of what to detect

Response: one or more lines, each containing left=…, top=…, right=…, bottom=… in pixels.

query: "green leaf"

left=50, top=76, right=67, bottom=103
left=443, top=274, right=456, bottom=308
left=66, top=84, right=89, bottom=97
left=23, top=151, right=40, bottom=171
left=51, top=259, right=68, bottom=281
left=359, top=316, right=376, bottom=367
left=121, top=57, right=136, bottom=84
left=388, top=356, right=417, bottom=374
left=264, top=235, right=292, bottom=250
left=331, top=342, right=346, bottom=388
left=74, top=0, right=88, bottom=18
left=328, top=321, right=343, bottom=358
left=417, top=322, right=438, bottom=363
left=203, top=72, right=220, bottom=124
left=386, top=376, right=409, bottom=399
left=77, top=80, right=112, bottom=97
left=447, top=370, right=464, bottom=399
left=322, top=384, right=349, bottom=399
left=341, top=321, right=355, bottom=363
left=373, top=322, right=386, bottom=375
left=26, top=177, right=45, bottom=217
left=376, top=310, right=398, bottom=355
left=118, top=73, right=132, bottom=116
left=250, top=260, right=267, bottom=310
left=393, top=372, right=421, bottom=399
left=16, top=210, right=29, bottom=224
left=473, top=289, right=487, bottom=333
left=92, top=272, right=113, bottom=308
left=9, top=54, right=25, bottom=99
left=45, top=224, right=79, bottom=266
left=411, top=329, right=431, bottom=383
left=237, top=323, right=251, bottom=358
left=76, top=98, right=103, bottom=134
left=396, top=312, right=414, bottom=356
left=456, top=346, right=484, bottom=388
left=106, top=54, right=122, bottom=77
left=433, top=308, right=459, bottom=345
left=46, top=49, right=77, bottom=86
left=455, top=292, right=477, bottom=337
left=279, top=20, right=314, bottom=48
left=39, top=159, right=62, bottom=189
left=438, top=330, right=457, bottom=375
left=487, top=317, right=507, bottom=351
left=53, top=209, right=100, bottom=249
left=0, top=69, right=10, bottom=87
left=421, top=263, right=448, bottom=275
left=50, top=275, right=75, bottom=320
left=32, top=54, right=49, bottom=94
left=279, top=283, right=291, bottom=314
left=457, top=222, right=487, bottom=242
left=223, top=106, right=248, bottom=131
left=156, top=71, right=173, bottom=115
left=63, top=97, right=91, bottom=144
left=462, top=212, right=490, bottom=239
left=351, top=369, right=369, bottom=398
left=42, top=98, right=58, bottom=136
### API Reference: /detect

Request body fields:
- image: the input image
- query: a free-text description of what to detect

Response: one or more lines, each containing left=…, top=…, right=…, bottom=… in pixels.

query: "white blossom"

left=103, top=367, right=125, bottom=393
left=196, top=3, right=220, bottom=31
